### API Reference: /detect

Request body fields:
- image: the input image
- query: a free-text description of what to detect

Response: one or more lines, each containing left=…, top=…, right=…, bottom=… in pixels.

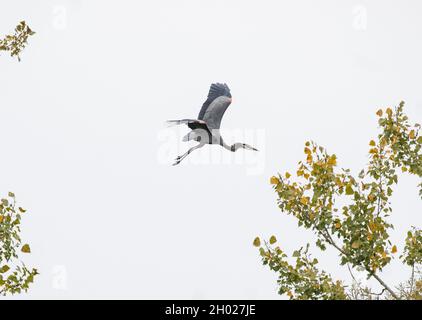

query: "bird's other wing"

left=166, top=118, right=211, bottom=132
left=166, top=119, right=213, bottom=143
left=198, top=83, right=232, bottom=120
left=166, top=119, right=206, bottom=127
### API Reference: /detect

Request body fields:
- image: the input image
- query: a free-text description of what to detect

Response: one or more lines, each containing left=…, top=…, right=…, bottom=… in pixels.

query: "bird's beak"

left=245, top=145, right=258, bottom=151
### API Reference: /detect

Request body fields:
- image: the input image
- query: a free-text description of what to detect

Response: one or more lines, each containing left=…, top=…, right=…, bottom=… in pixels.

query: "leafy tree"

left=255, top=102, right=422, bottom=300
left=0, top=22, right=37, bottom=295
left=0, top=193, right=38, bottom=295
left=0, top=21, right=35, bottom=61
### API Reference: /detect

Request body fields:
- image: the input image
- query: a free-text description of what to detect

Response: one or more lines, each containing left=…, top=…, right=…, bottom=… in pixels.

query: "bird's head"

left=231, top=143, right=258, bottom=152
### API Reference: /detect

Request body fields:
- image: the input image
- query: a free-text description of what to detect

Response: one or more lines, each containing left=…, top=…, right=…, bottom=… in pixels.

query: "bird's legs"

left=173, top=144, right=204, bottom=166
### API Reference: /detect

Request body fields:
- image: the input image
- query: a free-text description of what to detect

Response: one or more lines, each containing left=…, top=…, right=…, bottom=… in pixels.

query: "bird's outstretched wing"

left=198, top=83, right=231, bottom=120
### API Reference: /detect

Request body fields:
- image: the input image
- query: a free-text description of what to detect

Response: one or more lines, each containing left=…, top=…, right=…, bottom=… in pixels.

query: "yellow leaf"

left=409, top=130, right=416, bottom=139
left=351, top=241, right=360, bottom=249
left=21, top=244, right=31, bottom=253
left=381, top=251, right=387, bottom=259
left=285, top=172, right=291, bottom=179
left=304, top=147, right=311, bottom=155
left=367, top=233, right=373, bottom=241
left=269, top=235, right=277, bottom=244
left=391, top=245, right=397, bottom=254
left=300, top=197, right=309, bottom=205
left=335, top=222, right=341, bottom=229
left=306, top=154, right=313, bottom=164
left=304, top=173, right=310, bottom=180
left=386, top=107, right=393, bottom=117
left=376, top=109, right=383, bottom=117
left=0, top=215, right=3, bottom=223
left=335, top=178, right=343, bottom=187
left=270, top=176, right=279, bottom=185
left=369, top=148, right=378, bottom=154
left=327, top=155, right=337, bottom=166
left=401, top=166, right=408, bottom=172
left=287, top=291, right=293, bottom=298
left=297, top=170, right=304, bottom=177
left=369, top=140, right=376, bottom=146
left=253, top=237, right=261, bottom=247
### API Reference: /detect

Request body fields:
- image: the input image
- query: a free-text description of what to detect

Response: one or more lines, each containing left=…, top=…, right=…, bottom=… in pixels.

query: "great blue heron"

left=167, top=83, right=258, bottom=166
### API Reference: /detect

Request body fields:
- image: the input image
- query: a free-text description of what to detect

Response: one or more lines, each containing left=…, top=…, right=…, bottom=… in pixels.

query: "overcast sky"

left=1, top=0, right=421, bottom=299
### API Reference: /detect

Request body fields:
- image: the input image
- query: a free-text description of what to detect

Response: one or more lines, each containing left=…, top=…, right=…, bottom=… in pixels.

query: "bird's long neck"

left=220, top=139, right=235, bottom=152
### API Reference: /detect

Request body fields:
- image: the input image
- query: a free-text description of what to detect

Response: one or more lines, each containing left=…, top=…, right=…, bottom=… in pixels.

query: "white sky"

left=1, top=0, right=421, bottom=299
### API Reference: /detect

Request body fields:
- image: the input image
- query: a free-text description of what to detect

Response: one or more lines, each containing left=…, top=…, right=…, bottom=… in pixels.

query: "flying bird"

left=167, top=83, right=258, bottom=166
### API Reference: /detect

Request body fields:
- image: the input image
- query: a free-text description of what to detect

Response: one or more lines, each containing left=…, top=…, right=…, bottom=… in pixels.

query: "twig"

left=410, top=264, right=415, bottom=295
left=347, top=264, right=358, bottom=284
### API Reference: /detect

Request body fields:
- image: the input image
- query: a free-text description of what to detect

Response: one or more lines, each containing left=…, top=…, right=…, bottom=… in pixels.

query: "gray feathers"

left=198, top=83, right=232, bottom=120
left=202, top=95, right=232, bottom=130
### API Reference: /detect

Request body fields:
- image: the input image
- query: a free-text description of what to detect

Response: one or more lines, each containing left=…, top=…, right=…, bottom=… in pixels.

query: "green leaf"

left=269, top=235, right=277, bottom=244
left=253, top=237, right=261, bottom=247
left=0, top=265, right=10, bottom=273
left=345, top=184, right=354, bottom=195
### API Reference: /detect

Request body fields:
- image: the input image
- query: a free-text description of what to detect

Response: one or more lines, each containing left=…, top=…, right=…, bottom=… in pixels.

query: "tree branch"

left=321, top=226, right=399, bottom=299
left=368, top=271, right=399, bottom=300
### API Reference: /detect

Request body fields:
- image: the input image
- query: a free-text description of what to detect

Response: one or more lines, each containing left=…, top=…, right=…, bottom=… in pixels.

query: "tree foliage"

left=0, top=21, right=35, bottom=61
left=0, top=22, right=37, bottom=295
left=256, top=102, right=422, bottom=300
left=0, top=193, right=38, bottom=295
